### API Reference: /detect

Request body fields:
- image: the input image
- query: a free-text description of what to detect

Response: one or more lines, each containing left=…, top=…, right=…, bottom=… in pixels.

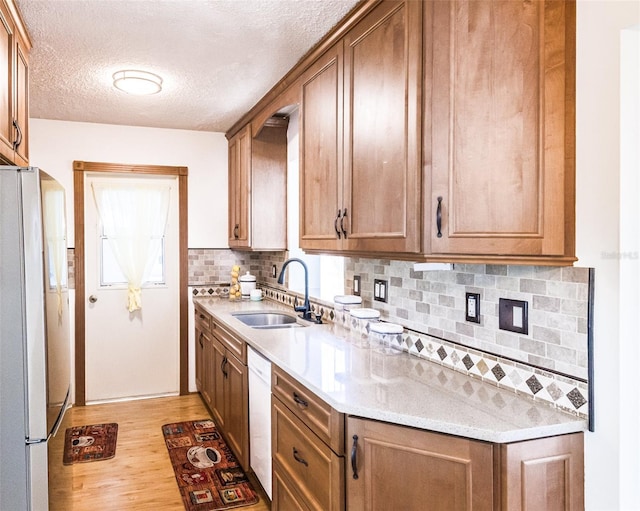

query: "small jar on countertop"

left=370, top=322, right=404, bottom=355
left=348, top=308, right=380, bottom=343
left=333, top=295, right=362, bottom=328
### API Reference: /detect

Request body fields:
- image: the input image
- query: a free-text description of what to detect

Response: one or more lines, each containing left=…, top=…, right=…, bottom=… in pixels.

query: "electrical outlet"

left=498, top=298, right=528, bottom=334
left=465, top=292, right=480, bottom=323
left=271, top=264, right=277, bottom=279
left=374, top=279, right=388, bottom=303
left=353, top=275, right=361, bottom=296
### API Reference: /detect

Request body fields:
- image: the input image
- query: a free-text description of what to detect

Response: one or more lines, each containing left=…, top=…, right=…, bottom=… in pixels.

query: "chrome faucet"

left=277, top=258, right=318, bottom=322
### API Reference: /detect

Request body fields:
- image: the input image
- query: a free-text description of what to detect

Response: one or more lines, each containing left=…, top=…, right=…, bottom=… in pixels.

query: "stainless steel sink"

left=231, top=311, right=305, bottom=329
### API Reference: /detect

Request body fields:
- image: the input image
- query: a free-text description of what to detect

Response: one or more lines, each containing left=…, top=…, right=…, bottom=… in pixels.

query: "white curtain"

left=91, top=180, right=171, bottom=312
left=41, top=181, right=67, bottom=320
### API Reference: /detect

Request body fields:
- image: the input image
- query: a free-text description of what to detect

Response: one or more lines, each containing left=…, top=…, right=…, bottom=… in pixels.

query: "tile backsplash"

left=192, top=248, right=592, bottom=420
left=344, top=259, right=591, bottom=382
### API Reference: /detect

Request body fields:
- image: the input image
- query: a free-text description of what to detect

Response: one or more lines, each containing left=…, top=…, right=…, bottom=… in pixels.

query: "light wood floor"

left=48, top=394, right=271, bottom=511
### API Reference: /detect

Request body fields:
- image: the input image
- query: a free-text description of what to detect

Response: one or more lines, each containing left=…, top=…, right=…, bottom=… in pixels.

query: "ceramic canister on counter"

left=239, top=271, right=256, bottom=298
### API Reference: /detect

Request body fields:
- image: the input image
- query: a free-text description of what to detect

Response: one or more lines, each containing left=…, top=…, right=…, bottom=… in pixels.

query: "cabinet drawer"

left=273, top=398, right=344, bottom=511
left=211, top=317, right=246, bottom=363
left=272, top=365, right=344, bottom=455
left=194, top=305, right=211, bottom=332
left=273, top=468, right=312, bottom=511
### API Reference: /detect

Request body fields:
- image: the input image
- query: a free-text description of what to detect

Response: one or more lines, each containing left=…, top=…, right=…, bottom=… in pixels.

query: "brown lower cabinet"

left=346, top=417, right=494, bottom=510
left=346, top=417, right=584, bottom=511
left=194, top=305, right=250, bottom=471
left=270, top=361, right=584, bottom=511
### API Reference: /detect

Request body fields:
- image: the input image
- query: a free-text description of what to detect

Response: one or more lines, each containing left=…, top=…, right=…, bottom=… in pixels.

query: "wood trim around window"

left=73, top=160, right=189, bottom=405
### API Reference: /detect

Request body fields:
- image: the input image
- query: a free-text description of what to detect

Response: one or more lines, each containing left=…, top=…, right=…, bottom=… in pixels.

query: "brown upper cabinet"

left=0, top=0, right=30, bottom=166
left=426, top=0, right=576, bottom=264
left=227, top=0, right=576, bottom=265
left=228, top=118, right=288, bottom=251
left=299, top=0, right=422, bottom=255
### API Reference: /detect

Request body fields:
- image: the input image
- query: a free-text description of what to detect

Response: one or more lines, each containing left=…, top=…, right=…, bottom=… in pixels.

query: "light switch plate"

left=353, top=275, right=361, bottom=296
left=498, top=298, right=528, bottom=334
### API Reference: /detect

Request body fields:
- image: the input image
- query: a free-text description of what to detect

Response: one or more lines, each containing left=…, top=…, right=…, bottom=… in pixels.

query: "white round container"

left=239, top=271, right=256, bottom=297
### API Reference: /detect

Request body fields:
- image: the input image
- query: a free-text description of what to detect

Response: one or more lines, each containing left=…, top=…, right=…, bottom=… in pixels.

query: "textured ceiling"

left=16, top=0, right=360, bottom=132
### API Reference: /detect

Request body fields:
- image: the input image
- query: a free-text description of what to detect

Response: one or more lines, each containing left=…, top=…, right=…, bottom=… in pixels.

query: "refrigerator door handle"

left=25, top=437, right=47, bottom=445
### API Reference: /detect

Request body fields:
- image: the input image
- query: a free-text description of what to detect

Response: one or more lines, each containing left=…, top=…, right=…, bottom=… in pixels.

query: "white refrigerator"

left=0, top=166, right=71, bottom=510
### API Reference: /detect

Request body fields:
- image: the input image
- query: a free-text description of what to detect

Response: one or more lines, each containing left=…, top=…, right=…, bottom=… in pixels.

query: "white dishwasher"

left=247, top=346, right=272, bottom=499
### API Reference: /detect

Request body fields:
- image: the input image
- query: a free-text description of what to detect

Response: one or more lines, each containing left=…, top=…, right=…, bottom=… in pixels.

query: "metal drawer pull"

left=292, top=447, right=308, bottom=467
left=292, top=392, right=308, bottom=409
left=198, top=332, right=204, bottom=348
left=340, top=208, right=348, bottom=238
left=436, top=196, right=443, bottom=238
left=221, top=356, right=228, bottom=378
left=351, top=435, right=359, bottom=479
left=199, top=313, right=206, bottom=320
left=334, top=209, right=342, bottom=239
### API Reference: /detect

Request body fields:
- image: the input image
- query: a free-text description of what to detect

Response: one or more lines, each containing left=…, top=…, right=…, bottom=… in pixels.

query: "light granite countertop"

left=194, top=296, right=587, bottom=444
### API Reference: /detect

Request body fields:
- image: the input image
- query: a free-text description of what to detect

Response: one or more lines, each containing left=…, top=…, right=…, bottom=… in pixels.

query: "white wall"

left=576, top=1, right=639, bottom=509
left=29, top=119, right=228, bottom=248
left=29, top=119, right=229, bottom=398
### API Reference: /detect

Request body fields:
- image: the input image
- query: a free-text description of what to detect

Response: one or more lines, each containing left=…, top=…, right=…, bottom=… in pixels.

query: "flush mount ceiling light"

left=112, top=70, right=163, bottom=95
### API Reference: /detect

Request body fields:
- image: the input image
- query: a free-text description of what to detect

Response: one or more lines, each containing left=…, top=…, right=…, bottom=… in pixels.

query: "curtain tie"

left=127, top=285, right=142, bottom=312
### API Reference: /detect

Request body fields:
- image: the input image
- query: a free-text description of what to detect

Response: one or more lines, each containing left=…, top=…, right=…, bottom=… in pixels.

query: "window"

left=100, top=230, right=165, bottom=287
left=286, top=108, right=345, bottom=300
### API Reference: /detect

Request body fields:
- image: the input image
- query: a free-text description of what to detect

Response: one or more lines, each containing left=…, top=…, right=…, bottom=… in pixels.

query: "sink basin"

left=231, top=311, right=305, bottom=329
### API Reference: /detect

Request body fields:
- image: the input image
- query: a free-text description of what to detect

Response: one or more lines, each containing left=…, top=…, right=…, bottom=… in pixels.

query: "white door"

left=84, top=173, right=180, bottom=402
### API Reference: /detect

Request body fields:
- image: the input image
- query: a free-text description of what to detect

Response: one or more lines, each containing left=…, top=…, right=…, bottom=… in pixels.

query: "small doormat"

left=62, top=423, right=118, bottom=465
left=162, top=419, right=259, bottom=511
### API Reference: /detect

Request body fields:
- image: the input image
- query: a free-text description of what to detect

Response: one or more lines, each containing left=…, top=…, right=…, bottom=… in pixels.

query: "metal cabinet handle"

left=340, top=208, right=348, bottom=238
left=436, top=196, right=443, bottom=238
left=221, top=356, right=228, bottom=378
left=292, top=447, right=308, bottom=467
left=12, top=120, right=22, bottom=150
left=334, top=210, right=342, bottom=239
left=351, top=434, right=359, bottom=479
left=199, top=313, right=206, bottom=320
left=292, top=392, right=308, bottom=409
left=88, top=295, right=98, bottom=303
left=198, top=332, right=204, bottom=348
left=233, top=224, right=239, bottom=239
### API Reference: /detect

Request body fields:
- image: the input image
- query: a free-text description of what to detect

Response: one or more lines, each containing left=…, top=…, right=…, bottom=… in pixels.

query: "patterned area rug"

left=162, top=419, right=259, bottom=511
left=62, top=423, right=118, bottom=465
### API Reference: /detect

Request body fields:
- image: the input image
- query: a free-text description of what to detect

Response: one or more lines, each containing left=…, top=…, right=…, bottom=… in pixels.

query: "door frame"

left=73, top=160, right=189, bottom=405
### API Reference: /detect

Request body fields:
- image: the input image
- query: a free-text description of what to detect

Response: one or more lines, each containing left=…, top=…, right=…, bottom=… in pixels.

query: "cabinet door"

left=500, top=433, right=584, bottom=511
left=299, top=42, right=343, bottom=252
left=194, top=327, right=204, bottom=394
left=223, top=352, right=249, bottom=470
left=201, top=331, right=215, bottom=409
left=228, top=125, right=251, bottom=248
left=0, top=1, right=13, bottom=163
left=12, top=29, right=27, bottom=166
left=429, top=0, right=575, bottom=260
left=342, top=0, right=422, bottom=254
left=347, top=417, right=494, bottom=511
left=209, top=336, right=226, bottom=430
